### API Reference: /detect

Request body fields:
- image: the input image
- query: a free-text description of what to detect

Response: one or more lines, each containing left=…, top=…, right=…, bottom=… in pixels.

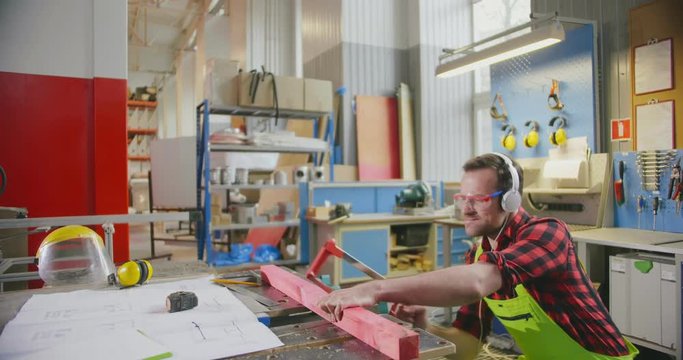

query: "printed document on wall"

left=636, top=100, right=674, bottom=151
left=634, top=39, right=673, bottom=94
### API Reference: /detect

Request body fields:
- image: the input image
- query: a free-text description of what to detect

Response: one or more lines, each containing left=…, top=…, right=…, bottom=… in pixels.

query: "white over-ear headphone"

left=490, top=152, right=521, bottom=213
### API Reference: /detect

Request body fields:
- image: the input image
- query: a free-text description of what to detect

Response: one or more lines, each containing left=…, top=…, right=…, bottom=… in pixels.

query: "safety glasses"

left=453, top=191, right=503, bottom=210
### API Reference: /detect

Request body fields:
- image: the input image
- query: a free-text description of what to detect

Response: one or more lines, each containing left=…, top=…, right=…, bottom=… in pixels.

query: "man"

left=318, top=153, right=637, bottom=359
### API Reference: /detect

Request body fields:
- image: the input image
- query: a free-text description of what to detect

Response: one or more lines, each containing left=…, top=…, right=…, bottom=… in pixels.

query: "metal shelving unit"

left=210, top=143, right=327, bottom=153
left=196, top=100, right=333, bottom=267
left=213, top=219, right=301, bottom=231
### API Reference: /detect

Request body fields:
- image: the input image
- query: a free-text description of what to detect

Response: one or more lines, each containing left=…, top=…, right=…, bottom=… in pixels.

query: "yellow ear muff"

left=524, top=131, right=539, bottom=147
left=548, top=116, right=567, bottom=146
left=523, top=120, right=540, bottom=148
left=500, top=124, right=516, bottom=151
left=552, top=128, right=567, bottom=145
left=117, top=259, right=153, bottom=288
left=502, top=133, right=516, bottom=151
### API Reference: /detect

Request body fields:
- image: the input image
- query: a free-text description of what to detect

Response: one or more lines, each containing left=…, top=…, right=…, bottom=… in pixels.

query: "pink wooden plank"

left=260, top=265, right=419, bottom=360
left=356, top=96, right=401, bottom=180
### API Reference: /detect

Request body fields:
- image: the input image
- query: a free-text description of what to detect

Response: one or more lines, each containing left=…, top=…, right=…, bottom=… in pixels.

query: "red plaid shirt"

left=453, top=208, right=629, bottom=356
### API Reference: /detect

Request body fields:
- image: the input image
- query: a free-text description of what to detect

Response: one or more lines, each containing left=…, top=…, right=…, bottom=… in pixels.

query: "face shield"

left=36, top=225, right=116, bottom=287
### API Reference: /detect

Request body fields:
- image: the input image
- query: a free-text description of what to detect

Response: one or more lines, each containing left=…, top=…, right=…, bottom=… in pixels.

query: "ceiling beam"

left=174, top=0, right=210, bottom=52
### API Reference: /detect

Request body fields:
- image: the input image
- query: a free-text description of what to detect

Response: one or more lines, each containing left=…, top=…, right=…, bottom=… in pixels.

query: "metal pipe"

left=0, top=212, right=191, bottom=230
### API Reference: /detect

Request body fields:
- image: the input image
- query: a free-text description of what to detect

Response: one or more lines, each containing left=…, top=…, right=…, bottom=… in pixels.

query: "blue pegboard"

left=491, top=24, right=596, bottom=157
left=613, top=151, right=683, bottom=233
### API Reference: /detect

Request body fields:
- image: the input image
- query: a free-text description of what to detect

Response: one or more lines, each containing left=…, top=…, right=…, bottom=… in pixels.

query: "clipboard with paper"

left=634, top=38, right=674, bottom=95
left=635, top=99, right=675, bottom=151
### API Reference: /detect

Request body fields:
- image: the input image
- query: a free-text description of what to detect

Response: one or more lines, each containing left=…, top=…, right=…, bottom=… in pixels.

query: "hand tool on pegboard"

left=673, top=183, right=683, bottom=215
left=614, top=160, right=625, bottom=206
left=652, top=196, right=660, bottom=231
left=637, top=153, right=668, bottom=191
left=667, top=158, right=680, bottom=200
left=637, top=195, right=645, bottom=229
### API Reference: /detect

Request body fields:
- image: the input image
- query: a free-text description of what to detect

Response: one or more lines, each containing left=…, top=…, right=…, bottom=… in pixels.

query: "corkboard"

left=630, top=0, right=683, bottom=149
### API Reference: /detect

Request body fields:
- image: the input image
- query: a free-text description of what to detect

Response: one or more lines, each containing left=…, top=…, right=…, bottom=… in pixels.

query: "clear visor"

left=38, top=236, right=115, bottom=287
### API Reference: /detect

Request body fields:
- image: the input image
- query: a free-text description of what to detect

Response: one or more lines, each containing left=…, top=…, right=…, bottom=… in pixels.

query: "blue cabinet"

left=436, top=226, right=472, bottom=267
left=310, top=214, right=443, bottom=286
left=340, top=228, right=389, bottom=280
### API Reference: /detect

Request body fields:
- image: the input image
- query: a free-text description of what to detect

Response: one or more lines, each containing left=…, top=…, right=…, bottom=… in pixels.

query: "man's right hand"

left=317, top=282, right=380, bottom=322
left=390, top=303, right=428, bottom=329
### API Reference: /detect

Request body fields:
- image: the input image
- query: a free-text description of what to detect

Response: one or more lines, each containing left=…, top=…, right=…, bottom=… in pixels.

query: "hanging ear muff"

left=500, top=124, right=516, bottom=151
left=548, top=116, right=567, bottom=146
left=523, top=120, right=540, bottom=148
left=117, top=259, right=153, bottom=288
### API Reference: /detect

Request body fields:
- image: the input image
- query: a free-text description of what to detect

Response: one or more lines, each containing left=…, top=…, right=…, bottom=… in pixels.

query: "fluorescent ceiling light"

left=436, top=21, right=565, bottom=78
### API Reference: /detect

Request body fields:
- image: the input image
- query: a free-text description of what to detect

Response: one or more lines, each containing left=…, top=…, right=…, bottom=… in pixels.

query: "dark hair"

left=463, top=153, right=524, bottom=194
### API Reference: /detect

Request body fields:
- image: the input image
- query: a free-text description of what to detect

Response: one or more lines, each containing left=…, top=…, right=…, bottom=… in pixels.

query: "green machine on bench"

left=395, top=181, right=433, bottom=208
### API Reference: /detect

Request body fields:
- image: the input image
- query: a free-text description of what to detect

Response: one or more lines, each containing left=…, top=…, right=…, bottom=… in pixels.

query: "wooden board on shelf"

left=127, top=128, right=158, bottom=135
left=397, top=83, right=416, bottom=180
left=127, top=100, right=158, bottom=108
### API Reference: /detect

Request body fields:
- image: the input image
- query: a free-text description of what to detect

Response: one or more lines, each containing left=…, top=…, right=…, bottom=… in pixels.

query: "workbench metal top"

left=309, top=213, right=450, bottom=225
left=0, top=262, right=456, bottom=359
left=571, top=227, right=683, bottom=254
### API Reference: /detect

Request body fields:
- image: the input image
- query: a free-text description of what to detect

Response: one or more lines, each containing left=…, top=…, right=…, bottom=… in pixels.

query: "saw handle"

left=306, top=239, right=343, bottom=280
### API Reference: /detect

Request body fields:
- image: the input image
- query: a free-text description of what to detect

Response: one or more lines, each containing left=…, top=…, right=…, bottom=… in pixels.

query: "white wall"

left=0, top=0, right=87, bottom=78
left=93, top=0, right=127, bottom=79
left=341, top=0, right=409, bottom=49
left=0, top=0, right=125, bottom=79
left=414, top=0, right=473, bottom=181
left=206, top=15, right=231, bottom=62
left=247, top=0, right=297, bottom=75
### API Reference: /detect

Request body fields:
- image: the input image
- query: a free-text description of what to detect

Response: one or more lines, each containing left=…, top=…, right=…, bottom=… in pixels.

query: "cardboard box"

left=238, top=72, right=274, bottom=108
left=204, top=59, right=240, bottom=107
left=306, top=206, right=333, bottom=220
left=304, top=78, right=333, bottom=112
left=274, top=76, right=304, bottom=110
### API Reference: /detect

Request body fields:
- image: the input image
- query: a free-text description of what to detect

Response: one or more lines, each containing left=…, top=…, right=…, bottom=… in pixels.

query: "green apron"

left=475, top=245, right=638, bottom=359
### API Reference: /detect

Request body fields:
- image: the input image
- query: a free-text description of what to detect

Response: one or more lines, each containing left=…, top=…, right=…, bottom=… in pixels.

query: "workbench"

left=572, top=227, right=683, bottom=359
left=0, top=261, right=455, bottom=359
left=309, top=213, right=449, bottom=287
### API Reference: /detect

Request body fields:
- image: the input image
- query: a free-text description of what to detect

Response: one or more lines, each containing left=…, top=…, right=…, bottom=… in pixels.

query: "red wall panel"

left=93, top=77, right=129, bottom=261
left=0, top=71, right=129, bottom=266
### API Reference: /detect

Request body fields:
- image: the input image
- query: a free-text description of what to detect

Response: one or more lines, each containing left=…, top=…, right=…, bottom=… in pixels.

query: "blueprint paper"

left=0, top=276, right=283, bottom=359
